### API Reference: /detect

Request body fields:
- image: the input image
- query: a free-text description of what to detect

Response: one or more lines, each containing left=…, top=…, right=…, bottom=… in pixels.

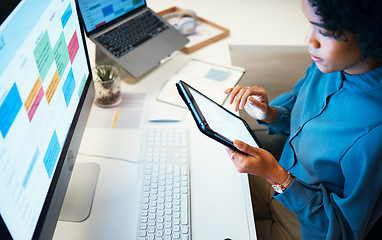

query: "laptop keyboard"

left=95, top=11, right=169, bottom=58
left=137, top=128, right=191, bottom=240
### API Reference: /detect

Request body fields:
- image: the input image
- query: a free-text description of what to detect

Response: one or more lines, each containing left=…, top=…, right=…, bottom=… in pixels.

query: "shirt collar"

left=341, top=65, right=382, bottom=91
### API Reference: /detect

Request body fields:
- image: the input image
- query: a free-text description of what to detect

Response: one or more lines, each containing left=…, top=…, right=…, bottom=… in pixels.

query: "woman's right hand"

left=224, top=85, right=277, bottom=123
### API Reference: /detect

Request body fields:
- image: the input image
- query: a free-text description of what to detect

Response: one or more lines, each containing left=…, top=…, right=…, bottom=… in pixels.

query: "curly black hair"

left=307, top=0, right=382, bottom=62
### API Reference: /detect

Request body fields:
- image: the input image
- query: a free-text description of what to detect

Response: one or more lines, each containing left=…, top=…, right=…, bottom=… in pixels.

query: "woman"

left=225, top=0, right=382, bottom=239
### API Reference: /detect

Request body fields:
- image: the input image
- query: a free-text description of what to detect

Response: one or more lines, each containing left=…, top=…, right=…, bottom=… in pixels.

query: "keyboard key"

left=181, top=194, right=188, bottom=225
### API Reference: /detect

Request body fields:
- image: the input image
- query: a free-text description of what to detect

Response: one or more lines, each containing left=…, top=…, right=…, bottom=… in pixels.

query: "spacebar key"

left=131, top=35, right=152, bottom=48
left=181, top=194, right=188, bottom=225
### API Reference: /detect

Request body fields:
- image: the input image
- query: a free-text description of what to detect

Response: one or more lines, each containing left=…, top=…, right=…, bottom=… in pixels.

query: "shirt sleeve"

left=275, top=125, right=382, bottom=239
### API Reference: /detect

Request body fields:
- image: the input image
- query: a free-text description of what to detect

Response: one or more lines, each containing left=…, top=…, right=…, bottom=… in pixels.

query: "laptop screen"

left=78, top=0, right=146, bottom=33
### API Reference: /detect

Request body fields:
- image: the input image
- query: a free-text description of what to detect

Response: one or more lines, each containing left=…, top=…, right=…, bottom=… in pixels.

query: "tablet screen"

left=188, top=87, right=259, bottom=148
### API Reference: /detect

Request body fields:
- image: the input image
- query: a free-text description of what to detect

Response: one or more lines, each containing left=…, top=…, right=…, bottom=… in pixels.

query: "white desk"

left=53, top=1, right=308, bottom=239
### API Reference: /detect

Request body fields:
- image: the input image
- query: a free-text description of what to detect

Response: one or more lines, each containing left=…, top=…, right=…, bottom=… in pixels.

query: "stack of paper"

left=157, top=59, right=245, bottom=107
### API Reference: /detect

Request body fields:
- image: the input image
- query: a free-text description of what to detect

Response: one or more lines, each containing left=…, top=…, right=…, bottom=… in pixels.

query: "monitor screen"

left=0, top=0, right=94, bottom=239
left=77, top=0, right=146, bottom=33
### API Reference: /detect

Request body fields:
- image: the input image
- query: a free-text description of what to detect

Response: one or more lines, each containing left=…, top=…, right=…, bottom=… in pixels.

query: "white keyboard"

left=137, top=128, right=191, bottom=240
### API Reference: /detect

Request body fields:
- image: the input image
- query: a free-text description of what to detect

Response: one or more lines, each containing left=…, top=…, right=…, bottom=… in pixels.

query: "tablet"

left=176, top=80, right=261, bottom=153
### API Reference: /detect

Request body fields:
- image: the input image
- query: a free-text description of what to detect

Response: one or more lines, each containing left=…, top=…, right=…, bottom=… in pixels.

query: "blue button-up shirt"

left=263, top=62, right=382, bottom=239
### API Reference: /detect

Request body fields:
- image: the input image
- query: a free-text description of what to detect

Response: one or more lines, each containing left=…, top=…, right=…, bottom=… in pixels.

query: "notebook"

left=77, top=0, right=189, bottom=78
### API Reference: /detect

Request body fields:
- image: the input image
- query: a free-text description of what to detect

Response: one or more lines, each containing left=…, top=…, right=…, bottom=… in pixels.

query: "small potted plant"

left=93, top=65, right=122, bottom=107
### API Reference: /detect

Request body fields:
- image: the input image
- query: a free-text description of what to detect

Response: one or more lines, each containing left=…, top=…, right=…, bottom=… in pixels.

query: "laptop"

left=76, top=0, right=189, bottom=78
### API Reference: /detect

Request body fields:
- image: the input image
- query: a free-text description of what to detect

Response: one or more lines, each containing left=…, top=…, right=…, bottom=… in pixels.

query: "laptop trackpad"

left=137, top=37, right=174, bottom=65
left=119, top=38, right=175, bottom=77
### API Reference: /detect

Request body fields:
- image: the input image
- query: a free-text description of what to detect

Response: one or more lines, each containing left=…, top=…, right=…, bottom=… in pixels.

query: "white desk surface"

left=53, top=0, right=308, bottom=239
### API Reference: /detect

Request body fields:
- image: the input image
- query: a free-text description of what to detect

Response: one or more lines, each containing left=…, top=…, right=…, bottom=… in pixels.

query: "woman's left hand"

left=225, top=140, right=288, bottom=184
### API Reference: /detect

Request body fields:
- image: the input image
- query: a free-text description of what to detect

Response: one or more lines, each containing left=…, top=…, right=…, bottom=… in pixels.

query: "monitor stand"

left=59, top=162, right=100, bottom=222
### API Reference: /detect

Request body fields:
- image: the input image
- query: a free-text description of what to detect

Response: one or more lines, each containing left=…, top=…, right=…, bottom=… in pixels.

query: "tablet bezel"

left=176, top=80, right=261, bottom=153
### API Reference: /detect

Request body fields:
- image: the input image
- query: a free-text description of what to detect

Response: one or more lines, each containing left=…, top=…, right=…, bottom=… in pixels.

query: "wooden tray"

left=158, top=7, right=230, bottom=54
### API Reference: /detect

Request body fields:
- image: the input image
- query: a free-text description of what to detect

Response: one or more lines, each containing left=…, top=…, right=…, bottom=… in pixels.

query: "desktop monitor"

left=0, top=0, right=94, bottom=239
